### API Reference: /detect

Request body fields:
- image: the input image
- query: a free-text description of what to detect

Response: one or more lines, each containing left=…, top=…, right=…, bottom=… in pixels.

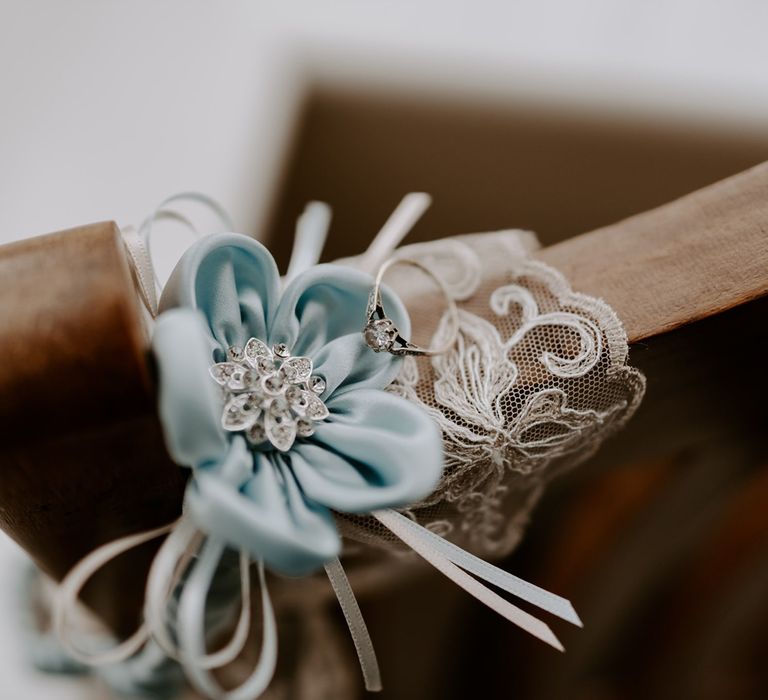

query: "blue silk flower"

left=151, top=233, right=444, bottom=576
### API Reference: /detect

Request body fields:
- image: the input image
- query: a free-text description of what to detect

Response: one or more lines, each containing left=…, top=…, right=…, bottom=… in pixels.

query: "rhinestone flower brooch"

left=210, top=338, right=328, bottom=452
left=150, top=231, right=443, bottom=578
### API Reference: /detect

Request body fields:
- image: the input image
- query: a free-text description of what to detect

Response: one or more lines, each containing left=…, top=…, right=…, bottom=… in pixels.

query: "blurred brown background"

left=263, top=84, right=768, bottom=700
left=267, top=85, right=768, bottom=265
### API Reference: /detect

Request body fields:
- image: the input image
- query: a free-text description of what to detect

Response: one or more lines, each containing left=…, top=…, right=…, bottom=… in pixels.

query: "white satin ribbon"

left=122, top=192, right=429, bottom=318
left=143, top=518, right=254, bottom=671
left=373, top=509, right=580, bottom=651
left=122, top=192, right=234, bottom=318
left=142, top=517, right=201, bottom=660
left=385, top=509, right=582, bottom=627
left=324, top=557, right=382, bottom=692
left=53, top=515, right=380, bottom=699
left=176, top=538, right=277, bottom=700
left=357, top=192, right=432, bottom=274
left=53, top=520, right=177, bottom=666
left=54, top=517, right=276, bottom=699
left=122, top=224, right=161, bottom=319
left=284, top=202, right=332, bottom=285
left=54, top=508, right=579, bottom=699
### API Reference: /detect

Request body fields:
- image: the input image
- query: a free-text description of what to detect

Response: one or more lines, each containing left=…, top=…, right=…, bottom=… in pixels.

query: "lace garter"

left=50, top=193, right=645, bottom=700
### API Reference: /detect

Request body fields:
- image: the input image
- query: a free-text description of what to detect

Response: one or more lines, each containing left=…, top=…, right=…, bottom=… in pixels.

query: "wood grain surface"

left=0, top=222, right=185, bottom=635
left=537, top=160, right=768, bottom=342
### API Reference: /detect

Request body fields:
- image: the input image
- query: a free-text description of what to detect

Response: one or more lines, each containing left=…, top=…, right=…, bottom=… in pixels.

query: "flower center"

left=209, top=338, right=329, bottom=452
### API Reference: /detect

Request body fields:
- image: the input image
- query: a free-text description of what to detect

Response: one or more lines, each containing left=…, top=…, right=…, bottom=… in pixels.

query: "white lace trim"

left=382, top=232, right=645, bottom=556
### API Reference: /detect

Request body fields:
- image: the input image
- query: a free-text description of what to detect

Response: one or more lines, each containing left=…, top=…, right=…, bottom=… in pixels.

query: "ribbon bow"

left=54, top=196, right=581, bottom=700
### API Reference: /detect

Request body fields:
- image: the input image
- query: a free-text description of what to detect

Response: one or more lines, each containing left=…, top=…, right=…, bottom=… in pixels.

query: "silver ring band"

left=362, top=256, right=459, bottom=357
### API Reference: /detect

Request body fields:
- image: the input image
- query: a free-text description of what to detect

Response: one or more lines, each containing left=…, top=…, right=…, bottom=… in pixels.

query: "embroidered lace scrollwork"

left=381, top=233, right=645, bottom=557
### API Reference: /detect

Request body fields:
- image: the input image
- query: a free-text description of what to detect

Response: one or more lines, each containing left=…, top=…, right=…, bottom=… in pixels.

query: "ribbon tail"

left=388, top=510, right=582, bottom=627
left=373, top=510, right=565, bottom=652
left=285, top=202, right=332, bottom=285
left=357, top=193, right=432, bottom=274
left=324, top=557, right=382, bottom=692
left=177, top=537, right=277, bottom=700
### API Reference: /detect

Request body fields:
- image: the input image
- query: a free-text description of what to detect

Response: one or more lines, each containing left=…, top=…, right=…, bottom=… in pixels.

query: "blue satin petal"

left=152, top=233, right=444, bottom=576
left=308, top=333, right=403, bottom=399
left=159, top=234, right=280, bottom=350
left=185, top=448, right=341, bottom=576
left=152, top=309, right=228, bottom=468
left=291, top=390, right=444, bottom=513
left=271, top=264, right=410, bottom=394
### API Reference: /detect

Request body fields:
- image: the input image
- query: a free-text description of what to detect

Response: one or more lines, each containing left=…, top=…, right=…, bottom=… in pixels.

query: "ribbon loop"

left=54, top=521, right=177, bottom=666
left=177, top=538, right=277, bottom=700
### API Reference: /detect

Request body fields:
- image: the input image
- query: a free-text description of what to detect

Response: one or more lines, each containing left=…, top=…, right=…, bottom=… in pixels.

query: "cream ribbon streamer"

left=381, top=510, right=582, bottom=627
left=53, top=509, right=577, bottom=694
left=374, top=510, right=581, bottom=650
left=53, top=521, right=176, bottom=666
left=53, top=514, right=380, bottom=698
left=324, top=557, right=382, bottom=692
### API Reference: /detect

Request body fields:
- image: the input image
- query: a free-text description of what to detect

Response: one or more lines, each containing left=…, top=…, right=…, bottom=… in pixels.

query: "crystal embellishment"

left=309, top=376, right=326, bottom=394
left=210, top=340, right=329, bottom=452
left=363, top=318, right=398, bottom=352
left=228, top=345, right=245, bottom=362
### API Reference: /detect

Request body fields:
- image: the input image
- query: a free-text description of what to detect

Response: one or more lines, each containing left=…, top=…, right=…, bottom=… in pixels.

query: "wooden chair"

left=0, top=162, right=765, bottom=697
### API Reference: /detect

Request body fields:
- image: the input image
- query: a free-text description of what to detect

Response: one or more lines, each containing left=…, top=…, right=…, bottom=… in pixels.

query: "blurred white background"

left=3, top=0, right=768, bottom=244
left=2, top=1, right=768, bottom=697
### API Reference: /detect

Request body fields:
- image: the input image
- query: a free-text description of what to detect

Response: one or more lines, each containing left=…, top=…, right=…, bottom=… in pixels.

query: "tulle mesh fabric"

left=338, top=230, right=645, bottom=559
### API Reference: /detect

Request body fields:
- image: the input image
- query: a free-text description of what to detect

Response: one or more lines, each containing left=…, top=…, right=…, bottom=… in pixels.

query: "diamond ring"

left=362, top=256, right=459, bottom=357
